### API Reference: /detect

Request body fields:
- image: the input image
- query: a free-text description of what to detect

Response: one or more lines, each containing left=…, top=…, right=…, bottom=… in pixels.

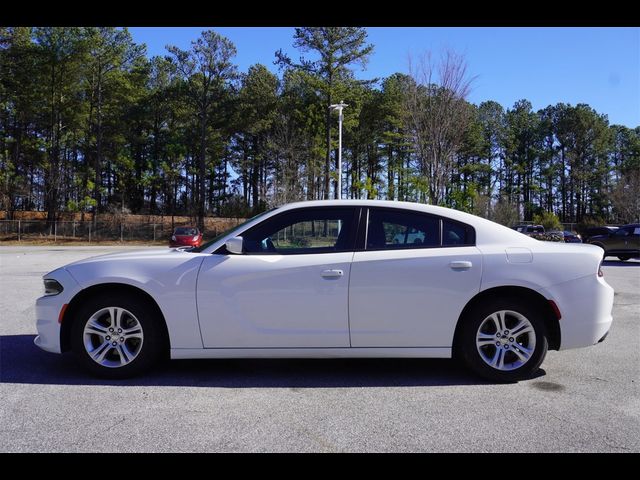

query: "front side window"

left=242, top=207, right=357, bottom=255
left=366, top=209, right=439, bottom=250
left=615, top=228, right=632, bottom=237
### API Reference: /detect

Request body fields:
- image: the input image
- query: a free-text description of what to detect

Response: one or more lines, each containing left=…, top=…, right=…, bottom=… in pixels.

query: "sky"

left=128, top=27, right=640, bottom=128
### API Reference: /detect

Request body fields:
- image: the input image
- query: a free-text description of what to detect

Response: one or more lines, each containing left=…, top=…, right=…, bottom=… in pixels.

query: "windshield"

left=190, top=208, right=276, bottom=253
left=175, top=227, right=198, bottom=235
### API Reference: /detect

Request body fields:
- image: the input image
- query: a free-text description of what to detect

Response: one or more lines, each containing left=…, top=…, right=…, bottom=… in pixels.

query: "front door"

left=197, top=207, right=359, bottom=348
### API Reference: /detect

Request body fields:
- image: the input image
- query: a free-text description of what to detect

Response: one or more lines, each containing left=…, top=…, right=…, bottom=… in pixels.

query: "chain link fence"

left=0, top=216, right=583, bottom=244
left=0, top=217, right=245, bottom=244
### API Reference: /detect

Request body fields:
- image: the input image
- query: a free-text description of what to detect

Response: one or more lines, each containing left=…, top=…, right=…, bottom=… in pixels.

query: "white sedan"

left=35, top=200, right=614, bottom=382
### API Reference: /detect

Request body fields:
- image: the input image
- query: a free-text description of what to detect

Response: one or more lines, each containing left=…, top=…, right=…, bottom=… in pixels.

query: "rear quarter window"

left=442, top=219, right=475, bottom=246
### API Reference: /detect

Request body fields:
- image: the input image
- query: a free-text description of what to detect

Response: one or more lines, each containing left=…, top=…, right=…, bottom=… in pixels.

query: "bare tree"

left=610, top=169, right=640, bottom=223
left=405, top=49, right=475, bottom=205
left=270, top=112, right=308, bottom=206
left=491, top=195, right=520, bottom=227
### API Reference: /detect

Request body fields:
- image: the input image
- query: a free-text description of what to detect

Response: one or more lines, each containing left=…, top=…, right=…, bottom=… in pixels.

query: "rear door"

left=349, top=208, right=482, bottom=348
left=627, top=226, right=640, bottom=254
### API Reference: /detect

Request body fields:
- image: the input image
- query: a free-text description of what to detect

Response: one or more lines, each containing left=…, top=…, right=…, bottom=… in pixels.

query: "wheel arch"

left=60, top=283, right=170, bottom=354
left=453, top=286, right=561, bottom=355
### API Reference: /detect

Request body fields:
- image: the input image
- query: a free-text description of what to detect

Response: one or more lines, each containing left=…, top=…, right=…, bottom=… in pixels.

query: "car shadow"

left=0, top=335, right=543, bottom=388
left=603, top=259, right=640, bottom=267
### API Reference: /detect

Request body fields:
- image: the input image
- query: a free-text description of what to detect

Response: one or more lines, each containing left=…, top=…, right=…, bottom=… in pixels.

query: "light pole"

left=330, top=102, right=348, bottom=199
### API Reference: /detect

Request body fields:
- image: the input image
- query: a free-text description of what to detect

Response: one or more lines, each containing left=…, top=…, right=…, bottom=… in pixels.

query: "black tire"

left=70, top=292, right=166, bottom=379
left=618, top=256, right=631, bottom=261
left=457, top=297, right=548, bottom=383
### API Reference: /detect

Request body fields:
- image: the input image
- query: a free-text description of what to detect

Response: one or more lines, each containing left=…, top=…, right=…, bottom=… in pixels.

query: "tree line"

left=1, top=27, right=638, bottom=231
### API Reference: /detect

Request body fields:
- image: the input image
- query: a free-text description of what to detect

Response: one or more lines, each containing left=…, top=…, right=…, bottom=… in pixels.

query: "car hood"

left=63, top=248, right=182, bottom=267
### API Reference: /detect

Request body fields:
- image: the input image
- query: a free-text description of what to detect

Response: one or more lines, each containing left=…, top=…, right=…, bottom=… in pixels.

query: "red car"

left=170, top=227, right=203, bottom=248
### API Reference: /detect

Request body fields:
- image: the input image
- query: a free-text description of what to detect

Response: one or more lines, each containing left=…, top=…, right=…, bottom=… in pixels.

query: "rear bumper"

left=544, top=274, right=614, bottom=350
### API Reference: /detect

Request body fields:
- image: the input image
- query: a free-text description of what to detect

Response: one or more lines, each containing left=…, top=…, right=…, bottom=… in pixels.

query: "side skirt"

left=170, top=347, right=452, bottom=360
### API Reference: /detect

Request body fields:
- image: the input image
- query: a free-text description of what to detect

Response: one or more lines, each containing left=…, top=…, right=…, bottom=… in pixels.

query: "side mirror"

left=225, top=236, right=244, bottom=254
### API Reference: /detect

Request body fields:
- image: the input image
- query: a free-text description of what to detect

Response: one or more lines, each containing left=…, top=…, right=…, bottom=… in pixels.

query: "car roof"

left=278, top=200, right=485, bottom=226
left=277, top=200, right=533, bottom=243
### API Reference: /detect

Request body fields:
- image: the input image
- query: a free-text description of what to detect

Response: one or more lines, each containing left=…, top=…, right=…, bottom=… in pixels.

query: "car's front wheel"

left=458, top=299, right=548, bottom=383
left=70, top=292, right=165, bottom=378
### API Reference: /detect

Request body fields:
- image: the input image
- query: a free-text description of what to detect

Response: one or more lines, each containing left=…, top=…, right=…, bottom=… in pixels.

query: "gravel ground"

left=1, top=246, right=638, bottom=452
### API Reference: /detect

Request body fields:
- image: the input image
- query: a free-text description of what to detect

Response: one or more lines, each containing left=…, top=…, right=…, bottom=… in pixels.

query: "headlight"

left=44, top=278, right=64, bottom=296
left=171, top=235, right=176, bottom=241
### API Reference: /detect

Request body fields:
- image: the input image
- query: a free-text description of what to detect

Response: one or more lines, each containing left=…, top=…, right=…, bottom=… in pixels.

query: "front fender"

left=65, top=254, right=207, bottom=349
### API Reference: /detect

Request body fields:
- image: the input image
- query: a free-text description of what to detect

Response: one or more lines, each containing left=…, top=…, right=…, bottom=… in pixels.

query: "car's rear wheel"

left=71, top=292, right=165, bottom=378
left=458, top=298, right=548, bottom=383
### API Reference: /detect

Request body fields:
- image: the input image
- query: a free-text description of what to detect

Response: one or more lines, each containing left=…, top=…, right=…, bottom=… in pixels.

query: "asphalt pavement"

left=1, top=246, right=638, bottom=452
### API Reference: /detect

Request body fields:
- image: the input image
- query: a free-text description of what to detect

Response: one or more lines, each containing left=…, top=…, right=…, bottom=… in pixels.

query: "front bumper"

left=544, top=274, right=614, bottom=350
left=34, top=268, right=81, bottom=354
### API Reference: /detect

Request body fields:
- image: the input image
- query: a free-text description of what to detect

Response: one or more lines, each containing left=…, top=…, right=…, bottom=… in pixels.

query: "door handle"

left=321, top=269, right=344, bottom=278
left=449, top=260, right=472, bottom=270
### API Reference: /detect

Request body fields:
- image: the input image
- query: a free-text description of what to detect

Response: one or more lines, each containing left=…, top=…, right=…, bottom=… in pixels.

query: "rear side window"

left=366, top=208, right=475, bottom=250
left=366, top=209, right=440, bottom=250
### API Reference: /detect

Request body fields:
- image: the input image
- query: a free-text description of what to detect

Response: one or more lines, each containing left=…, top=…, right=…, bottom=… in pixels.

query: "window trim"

left=236, top=206, right=360, bottom=256
left=360, top=207, right=476, bottom=251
